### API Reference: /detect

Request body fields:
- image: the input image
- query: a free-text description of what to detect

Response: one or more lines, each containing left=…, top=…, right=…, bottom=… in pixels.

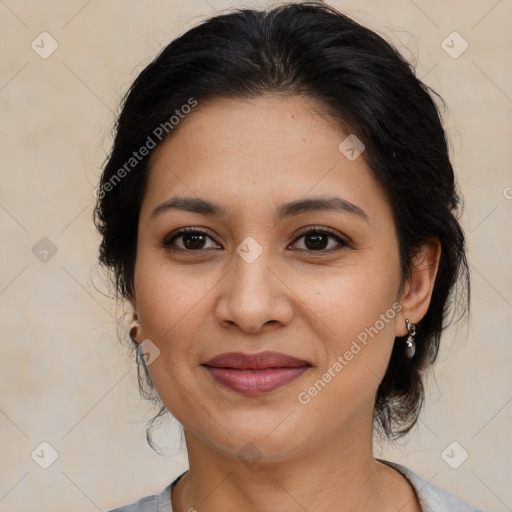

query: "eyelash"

left=160, top=226, right=349, bottom=254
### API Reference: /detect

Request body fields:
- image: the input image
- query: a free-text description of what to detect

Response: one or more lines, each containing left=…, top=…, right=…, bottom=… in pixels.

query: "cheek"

left=295, top=260, right=400, bottom=382
left=134, top=254, right=216, bottom=336
left=133, top=261, right=215, bottom=426
left=301, top=255, right=399, bottom=326
left=132, top=257, right=204, bottom=385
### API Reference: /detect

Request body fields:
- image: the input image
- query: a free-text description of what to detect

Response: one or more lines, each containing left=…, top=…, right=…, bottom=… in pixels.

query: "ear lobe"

left=129, top=318, right=143, bottom=344
left=127, top=295, right=141, bottom=343
left=395, top=238, right=441, bottom=337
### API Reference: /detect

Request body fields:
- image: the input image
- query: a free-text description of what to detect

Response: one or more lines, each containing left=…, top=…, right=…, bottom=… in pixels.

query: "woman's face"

left=133, top=95, right=407, bottom=461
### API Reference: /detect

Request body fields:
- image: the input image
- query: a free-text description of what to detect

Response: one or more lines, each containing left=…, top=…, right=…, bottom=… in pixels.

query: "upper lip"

left=202, top=351, right=311, bottom=370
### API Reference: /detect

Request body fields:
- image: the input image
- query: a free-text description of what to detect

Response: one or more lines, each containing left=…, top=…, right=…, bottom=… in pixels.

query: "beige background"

left=1, top=0, right=511, bottom=510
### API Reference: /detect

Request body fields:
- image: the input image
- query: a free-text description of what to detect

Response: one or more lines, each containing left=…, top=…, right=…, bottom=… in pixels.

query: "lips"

left=202, top=351, right=311, bottom=395
left=203, top=351, right=310, bottom=370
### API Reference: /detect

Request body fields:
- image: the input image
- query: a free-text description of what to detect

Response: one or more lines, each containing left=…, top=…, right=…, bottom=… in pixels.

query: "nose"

left=215, top=246, right=294, bottom=334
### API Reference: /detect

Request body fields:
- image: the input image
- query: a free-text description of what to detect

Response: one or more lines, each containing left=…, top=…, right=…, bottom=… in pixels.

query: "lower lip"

left=203, top=366, right=311, bottom=395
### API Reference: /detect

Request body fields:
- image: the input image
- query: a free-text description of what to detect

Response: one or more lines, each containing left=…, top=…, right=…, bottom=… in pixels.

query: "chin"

left=201, top=413, right=309, bottom=464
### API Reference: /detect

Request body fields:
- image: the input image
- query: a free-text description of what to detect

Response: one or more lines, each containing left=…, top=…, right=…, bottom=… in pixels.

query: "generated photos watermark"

left=95, top=97, right=198, bottom=199
left=298, top=302, right=403, bottom=405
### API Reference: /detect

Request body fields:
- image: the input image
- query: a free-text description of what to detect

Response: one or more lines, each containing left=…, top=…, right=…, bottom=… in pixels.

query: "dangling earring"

left=405, top=319, right=416, bottom=359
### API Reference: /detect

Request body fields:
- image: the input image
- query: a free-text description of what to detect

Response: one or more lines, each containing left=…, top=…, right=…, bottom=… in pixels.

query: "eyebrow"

left=150, top=196, right=369, bottom=222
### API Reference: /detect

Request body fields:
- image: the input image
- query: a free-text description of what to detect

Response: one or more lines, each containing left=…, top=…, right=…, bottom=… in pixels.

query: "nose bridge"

left=232, top=238, right=274, bottom=302
left=217, top=235, right=291, bottom=332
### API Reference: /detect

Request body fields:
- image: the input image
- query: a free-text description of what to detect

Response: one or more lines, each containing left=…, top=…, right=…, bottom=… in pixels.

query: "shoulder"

left=105, top=481, right=175, bottom=512
left=379, top=459, right=486, bottom=512
left=105, top=495, right=156, bottom=512
left=105, top=493, right=159, bottom=512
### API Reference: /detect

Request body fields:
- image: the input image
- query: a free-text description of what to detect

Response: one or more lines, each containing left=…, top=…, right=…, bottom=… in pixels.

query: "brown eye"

left=162, top=228, right=220, bottom=251
left=291, top=227, right=347, bottom=252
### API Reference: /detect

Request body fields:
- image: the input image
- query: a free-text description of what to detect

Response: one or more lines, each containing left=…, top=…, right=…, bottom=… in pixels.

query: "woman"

left=95, top=2, right=483, bottom=511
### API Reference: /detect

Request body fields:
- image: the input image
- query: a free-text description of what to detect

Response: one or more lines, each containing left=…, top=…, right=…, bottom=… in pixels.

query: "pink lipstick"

left=202, top=351, right=311, bottom=395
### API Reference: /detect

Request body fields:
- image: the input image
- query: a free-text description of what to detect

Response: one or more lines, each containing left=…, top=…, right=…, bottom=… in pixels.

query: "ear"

left=395, top=238, right=441, bottom=337
left=127, top=291, right=143, bottom=344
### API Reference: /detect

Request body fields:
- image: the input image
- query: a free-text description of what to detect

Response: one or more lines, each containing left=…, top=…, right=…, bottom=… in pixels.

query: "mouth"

left=202, top=351, right=312, bottom=395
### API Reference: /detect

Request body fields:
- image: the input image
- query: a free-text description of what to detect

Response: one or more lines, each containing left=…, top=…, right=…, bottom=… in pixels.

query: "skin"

left=130, top=95, right=441, bottom=512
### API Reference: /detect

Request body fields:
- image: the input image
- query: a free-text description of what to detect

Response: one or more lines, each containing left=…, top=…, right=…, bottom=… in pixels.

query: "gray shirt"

left=106, top=459, right=485, bottom=512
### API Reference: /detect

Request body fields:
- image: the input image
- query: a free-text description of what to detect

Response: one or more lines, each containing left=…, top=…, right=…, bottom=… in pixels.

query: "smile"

left=202, top=351, right=312, bottom=395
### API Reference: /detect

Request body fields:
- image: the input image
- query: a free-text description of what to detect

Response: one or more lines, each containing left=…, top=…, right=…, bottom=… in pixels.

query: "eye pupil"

left=305, top=233, right=328, bottom=250
left=183, top=233, right=206, bottom=250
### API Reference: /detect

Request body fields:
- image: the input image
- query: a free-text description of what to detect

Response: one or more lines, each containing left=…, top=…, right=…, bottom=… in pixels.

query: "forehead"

left=141, top=95, right=389, bottom=224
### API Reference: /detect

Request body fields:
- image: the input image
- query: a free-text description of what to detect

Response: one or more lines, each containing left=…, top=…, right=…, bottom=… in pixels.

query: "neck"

left=170, top=417, right=420, bottom=512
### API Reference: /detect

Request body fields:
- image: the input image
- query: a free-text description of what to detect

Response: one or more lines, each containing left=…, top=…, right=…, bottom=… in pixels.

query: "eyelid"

left=294, top=225, right=344, bottom=239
